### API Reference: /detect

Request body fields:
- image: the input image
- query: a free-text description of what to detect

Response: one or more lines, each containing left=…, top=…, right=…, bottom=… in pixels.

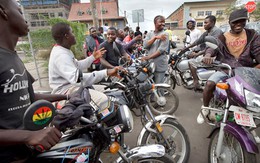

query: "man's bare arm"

left=100, top=58, right=115, bottom=69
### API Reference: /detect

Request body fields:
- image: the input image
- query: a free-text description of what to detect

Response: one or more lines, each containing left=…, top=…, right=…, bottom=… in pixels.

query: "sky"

left=80, top=0, right=253, bottom=31
left=80, top=0, right=208, bottom=31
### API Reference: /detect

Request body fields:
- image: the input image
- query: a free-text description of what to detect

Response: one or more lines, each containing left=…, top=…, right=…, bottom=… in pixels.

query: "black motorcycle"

left=22, top=92, right=174, bottom=162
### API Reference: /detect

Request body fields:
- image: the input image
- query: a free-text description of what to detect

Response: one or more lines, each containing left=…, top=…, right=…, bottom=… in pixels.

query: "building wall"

left=21, top=0, right=78, bottom=30
left=185, top=0, right=235, bottom=29
left=166, top=0, right=236, bottom=30
left=166, top=6, right=184, bottom=29
left=24, top=5, right=69, bottom=30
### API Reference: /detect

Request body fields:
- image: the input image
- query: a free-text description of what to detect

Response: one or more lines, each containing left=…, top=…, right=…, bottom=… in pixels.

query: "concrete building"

left=20, top=0, right=80, bottom=30
left=166, top=0, right=236, bottom=30
left=68, top=0, right=127, bottom=29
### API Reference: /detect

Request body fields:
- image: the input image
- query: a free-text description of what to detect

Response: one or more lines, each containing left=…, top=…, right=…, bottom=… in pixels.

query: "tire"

left=164, top=74, right=176, bottom=90
left=140, top=118, right=190, bottom=163
left=170, top=76, right=177, bottom=90
left=147, top=86, right=179, bottom=115
left=137, top=153, right=175, bottom=163
left=208, top=129, right=256, bottom=163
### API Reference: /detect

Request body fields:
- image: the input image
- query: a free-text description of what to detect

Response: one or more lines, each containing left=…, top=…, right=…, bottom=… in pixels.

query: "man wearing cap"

left=197, top=8, right=260, bottom=124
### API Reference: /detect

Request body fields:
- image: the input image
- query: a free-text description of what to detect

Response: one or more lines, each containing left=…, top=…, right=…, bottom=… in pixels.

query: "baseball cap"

left=229, top=8, right=248, bottom=23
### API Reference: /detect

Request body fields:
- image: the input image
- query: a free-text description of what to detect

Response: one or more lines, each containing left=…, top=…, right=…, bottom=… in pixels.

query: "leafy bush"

left=17, top=18, right=87, bottom=60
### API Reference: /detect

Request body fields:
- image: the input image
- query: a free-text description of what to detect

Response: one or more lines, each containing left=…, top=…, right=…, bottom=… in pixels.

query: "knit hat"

left=229, top=8, right=248, bottom=23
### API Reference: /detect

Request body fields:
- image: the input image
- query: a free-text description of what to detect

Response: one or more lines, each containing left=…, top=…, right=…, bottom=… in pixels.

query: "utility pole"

left=90, top=0, right=98, bottom=29
left=137, top=13, right=139, bottom=27
left=20, top=0, right=42, bottom=87
left=100, top=1, right=103, bottom=27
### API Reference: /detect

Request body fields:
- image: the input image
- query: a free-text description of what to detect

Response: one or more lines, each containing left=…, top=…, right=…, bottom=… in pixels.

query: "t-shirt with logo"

left=0, top=48, right=35, bottom=162
left=224, top=29, right=247, bottom=59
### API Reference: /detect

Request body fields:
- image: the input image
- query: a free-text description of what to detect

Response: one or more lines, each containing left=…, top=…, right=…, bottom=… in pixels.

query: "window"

left=41, top=21, right=47, bottom=26
left=216, top=10, right=223, bottom=15
left=58, top=12, right=63, bottom=17
left=31, top=13, right=39, bottom=20
left=197, top=11, right=204, bottom=16
left=50, top=13, right=55, bottom=17
left=31, top=22, right=37, bottom=27
left=205, top=11, right=212, bottom=16
left=197, top=22, right=203, bottom=27
left=39, top=13, right=49, bottom=19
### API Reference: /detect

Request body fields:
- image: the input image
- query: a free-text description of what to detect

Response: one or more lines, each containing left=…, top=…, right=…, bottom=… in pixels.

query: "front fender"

left=208, top=122, right=259, bottom=154
left=137, top=114, right=176, bottom=145
left=115, top=144, right=165, bottom=162
left=154, top=83, right=171, bottom=88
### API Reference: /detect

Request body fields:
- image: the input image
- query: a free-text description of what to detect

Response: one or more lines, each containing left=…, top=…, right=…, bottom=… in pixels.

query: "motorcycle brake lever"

left=34, top=144, right=46, bottom=152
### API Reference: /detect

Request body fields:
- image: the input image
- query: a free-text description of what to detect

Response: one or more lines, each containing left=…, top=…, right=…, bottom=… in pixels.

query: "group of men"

left=0, top=0, right=259, bottom=162
left=182, top=9, right=260, bottom=124
left=0, top=0, right=169, bottom=161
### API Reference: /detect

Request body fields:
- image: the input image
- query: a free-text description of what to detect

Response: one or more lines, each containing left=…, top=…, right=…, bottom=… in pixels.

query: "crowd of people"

left=0, top=0, right=259, bottom=162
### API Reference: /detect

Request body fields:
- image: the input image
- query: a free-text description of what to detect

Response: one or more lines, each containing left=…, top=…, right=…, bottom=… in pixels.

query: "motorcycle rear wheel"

left=208, top=129, right=256, bottom=163
left=140, top=118, right=190, bottom=163
left=147, top=86, right=179, bottom=115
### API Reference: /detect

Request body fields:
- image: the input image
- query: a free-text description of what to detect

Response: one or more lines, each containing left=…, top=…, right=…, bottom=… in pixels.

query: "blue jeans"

left=154, top=71, right=165, bottom=84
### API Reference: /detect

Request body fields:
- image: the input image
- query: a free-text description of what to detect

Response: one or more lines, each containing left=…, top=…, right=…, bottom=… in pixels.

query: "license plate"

left=230, top=105, right=256, bottom=127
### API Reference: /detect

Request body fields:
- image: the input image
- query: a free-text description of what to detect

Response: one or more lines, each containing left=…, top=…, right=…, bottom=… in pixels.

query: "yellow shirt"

left=224, top=30, right=247, bottom=59
left=165, top=29, right=173, bottom=41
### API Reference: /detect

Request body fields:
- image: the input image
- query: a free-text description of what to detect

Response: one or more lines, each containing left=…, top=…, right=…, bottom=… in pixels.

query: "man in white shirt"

left=49, top=22, right=119, bottom=110
left=186, top=20, right=201, bottom=46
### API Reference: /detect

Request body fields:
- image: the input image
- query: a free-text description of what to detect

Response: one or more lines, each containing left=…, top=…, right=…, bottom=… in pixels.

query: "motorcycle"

left=22, top=92, right=175, bottom=162
left=166, top=30, right=219, bottom=91
left=115, top=57, right=179, bottom=116
left=199, top=36, right=260, bottom=163
left=104, top=60, right=190, bottom=163
left=167, top=49, right=217, bottom=90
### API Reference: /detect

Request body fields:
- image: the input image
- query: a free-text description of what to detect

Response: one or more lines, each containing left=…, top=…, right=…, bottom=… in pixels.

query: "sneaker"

left=254, top=136, right=260, bottom=144
left=251, top=130, right=260, bottom=144
left=197, top=107, right=209, bottom=124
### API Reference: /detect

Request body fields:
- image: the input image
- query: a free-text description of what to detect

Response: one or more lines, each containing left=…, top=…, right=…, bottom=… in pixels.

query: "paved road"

left=101, top=85, right=260, bottom=163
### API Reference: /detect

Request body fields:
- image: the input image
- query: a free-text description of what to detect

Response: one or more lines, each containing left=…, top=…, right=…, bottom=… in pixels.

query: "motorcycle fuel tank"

left=177, top=59, right=190, bottom=72
left=197, top=68, right=215, bottom=80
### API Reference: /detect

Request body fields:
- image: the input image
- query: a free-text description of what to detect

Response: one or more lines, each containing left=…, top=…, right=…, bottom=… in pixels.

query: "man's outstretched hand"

left=93, top=47, right=106, bottom=59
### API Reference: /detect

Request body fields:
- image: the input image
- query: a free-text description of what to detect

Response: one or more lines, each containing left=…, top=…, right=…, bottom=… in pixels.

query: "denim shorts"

left=208, top=71, right=229, bottom=84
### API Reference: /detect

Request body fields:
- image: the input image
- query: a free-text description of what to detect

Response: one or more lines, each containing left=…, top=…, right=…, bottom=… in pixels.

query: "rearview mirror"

left=205, top=36, right=218, bottom=50
left=185, top=30, right=190, bottom=36
left=23, top=100, right=56, bottom=131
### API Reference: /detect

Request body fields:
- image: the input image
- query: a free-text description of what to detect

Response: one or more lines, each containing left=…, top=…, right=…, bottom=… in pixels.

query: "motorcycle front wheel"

left=147, top=86, right=179, bottom=115
left=208, top=129, right=256, bottom=163
left=137, top=154, right=175, bottom=163
left=140, top=118, right=190, bottom=163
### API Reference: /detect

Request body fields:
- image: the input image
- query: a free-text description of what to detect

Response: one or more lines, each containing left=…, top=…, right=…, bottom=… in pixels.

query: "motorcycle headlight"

left=244, top=89, right=260, bottom=113
left=148, top=62, right=155, bottom=74
left=117, top=105, right=134, bottom=132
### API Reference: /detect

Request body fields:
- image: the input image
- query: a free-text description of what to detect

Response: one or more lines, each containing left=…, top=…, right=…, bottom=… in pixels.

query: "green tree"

left=250, top=2, right=260, bottom=21
left=222, top=2, right=260, bottom=22
left=17, top=18, right=87, bottom=59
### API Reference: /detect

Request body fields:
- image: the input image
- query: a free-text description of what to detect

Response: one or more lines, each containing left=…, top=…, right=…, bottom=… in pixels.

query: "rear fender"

left=154, top=83, right=171, bottom=88
left=208, top=122, right=259, bottom=154
left=137, top=114, right=176, bottom=145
